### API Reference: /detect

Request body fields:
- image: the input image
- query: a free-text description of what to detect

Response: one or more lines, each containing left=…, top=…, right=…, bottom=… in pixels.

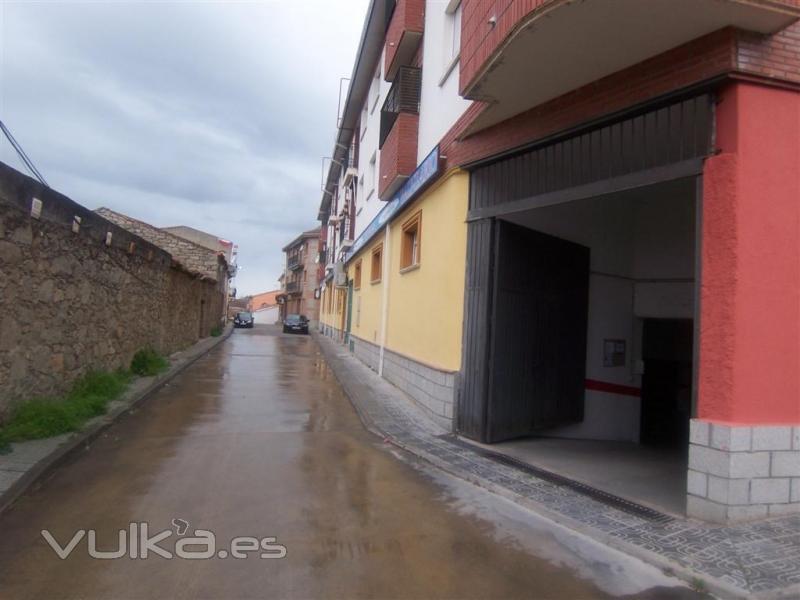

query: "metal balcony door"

left=486, top=221, right=589, bottom=442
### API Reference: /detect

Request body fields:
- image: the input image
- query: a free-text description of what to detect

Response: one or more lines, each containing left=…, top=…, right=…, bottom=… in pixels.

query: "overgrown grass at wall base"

left=130, top=348, right=169, bottom=376
left=0, top=347, right=171, bottom=453
left=0, top=370, right=132, bottom=454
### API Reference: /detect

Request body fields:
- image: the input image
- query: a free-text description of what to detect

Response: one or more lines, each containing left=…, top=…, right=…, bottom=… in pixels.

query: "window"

left=370, top=64, right=381, bottom=113
left=368, top=151, right=377, bottom=197
left=441, top=1, right=462, bottom=84
left=370, top=244, right=383, bottom=283
left=361, top=101, right=369, bottom=140
left=400, top=211, right=421, bottom=271
left=353, top=259, right=362, bottom=289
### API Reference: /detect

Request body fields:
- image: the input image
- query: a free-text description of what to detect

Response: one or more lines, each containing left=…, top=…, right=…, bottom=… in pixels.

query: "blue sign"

left=345, top=146, right=440, bottom=262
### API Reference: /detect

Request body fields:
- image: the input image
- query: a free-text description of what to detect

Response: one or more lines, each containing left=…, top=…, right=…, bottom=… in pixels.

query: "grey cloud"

left=1, top=0, right=367, bottom=295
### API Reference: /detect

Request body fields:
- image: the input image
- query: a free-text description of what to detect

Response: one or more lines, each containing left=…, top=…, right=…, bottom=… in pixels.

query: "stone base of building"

left=687, top=419, right=800, bottom=523
left=319, top=323, right=346, bottom=344
left=320, top=328, right=456, bottom=432
left=381, top=349, right=455, bottom=432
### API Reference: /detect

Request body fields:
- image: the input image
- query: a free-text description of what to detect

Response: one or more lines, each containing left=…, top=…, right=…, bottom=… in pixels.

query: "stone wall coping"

left=95, top=206, right=227, bottom=281
left=0, top=162, right=172, bottom=268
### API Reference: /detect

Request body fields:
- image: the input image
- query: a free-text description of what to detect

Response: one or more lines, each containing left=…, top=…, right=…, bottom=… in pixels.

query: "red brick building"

left=278, top=228, right=322, bottom=324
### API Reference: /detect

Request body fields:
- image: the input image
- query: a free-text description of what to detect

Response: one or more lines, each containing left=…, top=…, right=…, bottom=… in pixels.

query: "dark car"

left=233, top=311, right=254, bottom=328
left=283, top=314, right=308, bottom=334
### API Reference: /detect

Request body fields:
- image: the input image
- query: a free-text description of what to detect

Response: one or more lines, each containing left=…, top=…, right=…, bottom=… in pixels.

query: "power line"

left=0, top=119, right=49, bottom=187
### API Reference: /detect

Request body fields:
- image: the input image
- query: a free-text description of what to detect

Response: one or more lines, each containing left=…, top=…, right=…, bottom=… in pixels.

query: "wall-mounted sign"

left=345, top=146, right=440, bottom=262
left=603, top=339, right=626, bottom=367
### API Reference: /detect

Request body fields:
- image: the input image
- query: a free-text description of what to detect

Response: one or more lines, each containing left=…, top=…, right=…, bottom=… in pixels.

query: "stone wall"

left=0, top=162, right=224, bottom=418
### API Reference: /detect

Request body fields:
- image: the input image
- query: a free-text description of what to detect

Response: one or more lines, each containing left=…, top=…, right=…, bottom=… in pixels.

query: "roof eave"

left=317, top=0, right=389, bottom=221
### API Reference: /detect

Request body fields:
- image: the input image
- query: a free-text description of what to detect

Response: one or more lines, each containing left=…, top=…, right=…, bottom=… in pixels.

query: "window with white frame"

left=368, top=151, right=377, bottom=198
left=442, top=1, right=462, bottom=82
left=361, top=101, right=369, bottom=140
left=370, top=64, right=381, bottom=113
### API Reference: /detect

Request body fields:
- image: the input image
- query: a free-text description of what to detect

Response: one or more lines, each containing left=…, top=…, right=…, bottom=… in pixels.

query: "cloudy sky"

left=0, top=0, right=368, bottom=296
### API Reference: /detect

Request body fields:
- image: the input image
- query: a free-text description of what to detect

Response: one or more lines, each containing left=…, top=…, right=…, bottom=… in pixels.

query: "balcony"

left=287, top=254, right=303, bottom=271
left=343, top=167, right=358, bottom=186
left=384, top=0, right=425, bottom=81
left=460, top=0, right=800, bottom=134
left=286, top=280, right=301, bottom=294
left=379, top=66, right=421, bottom=200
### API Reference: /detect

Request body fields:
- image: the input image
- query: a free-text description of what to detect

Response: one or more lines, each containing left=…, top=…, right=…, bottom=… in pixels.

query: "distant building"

left=250, top=290, right=280, bottom=312
left=95, top=207, right=231, bottom=333
left=161, top=224, right=237, bottom=318
left=278, top=228, right=321, bottom=324
left=162, top=225, right=236, bottom=264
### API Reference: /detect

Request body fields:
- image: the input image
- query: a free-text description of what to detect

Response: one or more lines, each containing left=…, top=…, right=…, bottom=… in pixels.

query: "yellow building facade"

left=319, top=169, right=468, bottom=427
left=319, top=282, right=347, bottom=341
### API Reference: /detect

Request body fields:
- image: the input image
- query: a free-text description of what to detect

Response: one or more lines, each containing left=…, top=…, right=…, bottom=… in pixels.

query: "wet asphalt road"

left=0, top=325, right=700, bottom=599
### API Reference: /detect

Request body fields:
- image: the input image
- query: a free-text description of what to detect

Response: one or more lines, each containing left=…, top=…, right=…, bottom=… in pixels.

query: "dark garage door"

left=458, top=94, right=712, bottom=443
left=488, top=221, right=589, bottom=442
left=458, top=220, right=589, bottom=443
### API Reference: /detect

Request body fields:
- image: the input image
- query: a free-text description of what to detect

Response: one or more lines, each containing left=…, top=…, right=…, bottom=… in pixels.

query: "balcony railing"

left=286, top=280, right=300, bottom=294
left=379, top=66, right=421, bottom=148
left=287, top=254, right=303, bottom=270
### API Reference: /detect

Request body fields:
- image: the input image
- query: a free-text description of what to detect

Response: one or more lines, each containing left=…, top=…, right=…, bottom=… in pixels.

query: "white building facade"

left=319, top=0, right=470, bottom=285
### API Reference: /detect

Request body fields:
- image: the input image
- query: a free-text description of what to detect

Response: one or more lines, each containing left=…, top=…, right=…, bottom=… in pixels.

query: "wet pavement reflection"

left=0, top=325, right=701, bottom=599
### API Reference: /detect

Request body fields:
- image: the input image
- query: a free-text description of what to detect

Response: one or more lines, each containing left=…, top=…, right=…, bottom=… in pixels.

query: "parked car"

left=234, top=311, right=254, bottom=328
left=283, top=314, right=308, bottom=334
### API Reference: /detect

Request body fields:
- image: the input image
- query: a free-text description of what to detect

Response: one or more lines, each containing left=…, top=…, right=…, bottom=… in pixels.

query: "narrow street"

left=0, top=325, right=696, bottom=599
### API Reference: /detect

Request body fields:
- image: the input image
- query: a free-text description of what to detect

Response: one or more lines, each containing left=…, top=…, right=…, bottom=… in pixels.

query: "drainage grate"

left=440, top=435, right=675, bottom=524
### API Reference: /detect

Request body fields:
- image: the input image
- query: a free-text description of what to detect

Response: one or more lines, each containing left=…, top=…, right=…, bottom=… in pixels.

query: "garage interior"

left=471, top=177, right=698, bottom=516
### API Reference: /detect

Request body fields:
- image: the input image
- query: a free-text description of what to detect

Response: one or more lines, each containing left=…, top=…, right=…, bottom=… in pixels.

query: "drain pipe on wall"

left=378, top=224, right=391, bottom=377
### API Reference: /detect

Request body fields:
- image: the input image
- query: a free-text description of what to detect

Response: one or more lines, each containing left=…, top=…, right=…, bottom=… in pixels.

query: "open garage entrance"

left=458, top=94, right=712, bottom=516
left=471, top=179, right=698, bottom=515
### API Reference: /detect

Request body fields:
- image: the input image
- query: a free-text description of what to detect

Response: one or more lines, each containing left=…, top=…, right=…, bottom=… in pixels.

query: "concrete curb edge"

left=0, top=325, right=234, bottom=516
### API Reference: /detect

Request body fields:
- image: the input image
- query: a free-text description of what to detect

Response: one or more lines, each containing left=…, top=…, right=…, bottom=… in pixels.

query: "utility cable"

left=0, top=118, right=49, bottom=187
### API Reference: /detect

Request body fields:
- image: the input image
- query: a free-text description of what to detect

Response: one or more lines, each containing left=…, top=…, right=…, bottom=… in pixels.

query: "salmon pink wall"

left=699, top=82, right=800, bottom=424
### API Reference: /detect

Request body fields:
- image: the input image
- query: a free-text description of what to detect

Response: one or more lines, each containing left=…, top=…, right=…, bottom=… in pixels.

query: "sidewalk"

left=0, top=326, right=233, bottom=514
left=314, top=331, right=800, bottom=599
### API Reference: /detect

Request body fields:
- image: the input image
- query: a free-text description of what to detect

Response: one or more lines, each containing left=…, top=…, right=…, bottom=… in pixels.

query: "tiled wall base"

left=688, top=419, right=800, bottom=523
left=347, top=336, right=456, bottom=432
left=319, top=324, right=346, bottom=344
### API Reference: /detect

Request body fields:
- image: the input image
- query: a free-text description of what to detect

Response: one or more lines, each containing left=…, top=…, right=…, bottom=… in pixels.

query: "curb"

left=312, top=330, right=796, bottom=600
left=0, top=325, right=233, bottom=516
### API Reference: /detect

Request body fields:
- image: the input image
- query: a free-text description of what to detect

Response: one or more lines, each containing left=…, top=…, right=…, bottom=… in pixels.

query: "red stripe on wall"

left=585, top=379, right=641, bottom=397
